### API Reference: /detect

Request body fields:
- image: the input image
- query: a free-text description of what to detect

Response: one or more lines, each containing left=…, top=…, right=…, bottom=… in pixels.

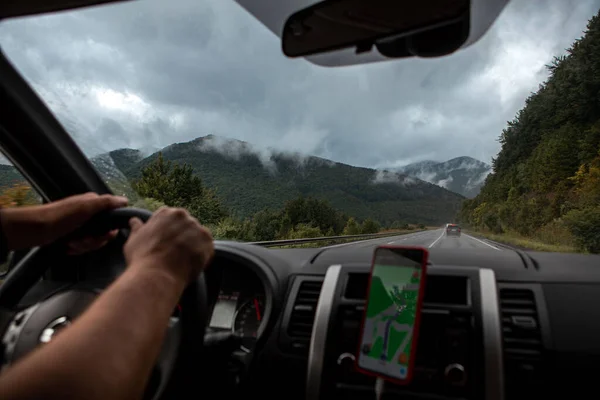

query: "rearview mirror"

left=282, top=0, right=505, bottom=59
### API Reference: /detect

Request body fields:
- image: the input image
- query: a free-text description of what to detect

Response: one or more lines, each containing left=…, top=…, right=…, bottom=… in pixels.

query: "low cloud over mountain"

left=90, top=135, right=464, bottom=225
left=395, top=157, right=492, bottom=198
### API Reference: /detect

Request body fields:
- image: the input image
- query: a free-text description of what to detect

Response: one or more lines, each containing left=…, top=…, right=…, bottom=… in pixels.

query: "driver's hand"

left=0, top=192, right=128, bottom=252
left=124, top=207, right=214, bottom=284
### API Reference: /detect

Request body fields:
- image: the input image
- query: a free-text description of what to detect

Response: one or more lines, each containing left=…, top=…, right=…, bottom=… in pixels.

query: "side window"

left=0, top=159, right=42, bottom=280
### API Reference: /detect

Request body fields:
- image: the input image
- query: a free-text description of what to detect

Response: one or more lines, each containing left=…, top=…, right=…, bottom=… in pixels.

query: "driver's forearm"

left=0, top=206, right=48, bottom=250
left=0, top=264, right=186, bottom=400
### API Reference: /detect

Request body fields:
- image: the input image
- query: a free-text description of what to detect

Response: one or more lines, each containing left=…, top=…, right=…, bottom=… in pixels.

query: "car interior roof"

left=0, top=0, right=129, bottom=20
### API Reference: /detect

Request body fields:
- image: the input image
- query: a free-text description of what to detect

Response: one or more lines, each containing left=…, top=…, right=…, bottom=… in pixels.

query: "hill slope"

left=397, top=157, right=492, bottom=198
left=114, top=135, right=464, bottom=225
left=0, top=135, right=465, bottom=225
left=459, top=10, right=600, bottom=252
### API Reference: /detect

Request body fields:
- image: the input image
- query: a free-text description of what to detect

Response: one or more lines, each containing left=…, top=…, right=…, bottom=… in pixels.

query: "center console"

left=306, top=264, right=503, bottom=400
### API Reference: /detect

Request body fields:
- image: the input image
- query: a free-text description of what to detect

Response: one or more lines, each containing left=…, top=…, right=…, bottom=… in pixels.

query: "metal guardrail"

left=248, top=229, right=425, bottom=248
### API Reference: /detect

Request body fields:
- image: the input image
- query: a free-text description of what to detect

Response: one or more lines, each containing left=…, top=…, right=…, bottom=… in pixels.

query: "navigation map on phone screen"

left=356, top=246, right=427, bottom=383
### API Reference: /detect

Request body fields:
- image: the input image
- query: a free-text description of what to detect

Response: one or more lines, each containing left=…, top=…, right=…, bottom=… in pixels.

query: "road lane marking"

left=324, top=238, right=385, bottom=249
left=325, top=234, right=415, bottom=249
left=428, top=231, right=445, bottom=248
left=464, top=234, right=501, bottom=251
left=324, top=229, right=441, bottom=249
left=388, top=231, right=437, bottom=245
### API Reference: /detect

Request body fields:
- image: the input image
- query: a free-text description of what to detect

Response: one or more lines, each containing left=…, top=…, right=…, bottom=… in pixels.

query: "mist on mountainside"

left=95, top=135, right=464, bottom=225
left=393, top=157, right=492, bottom=198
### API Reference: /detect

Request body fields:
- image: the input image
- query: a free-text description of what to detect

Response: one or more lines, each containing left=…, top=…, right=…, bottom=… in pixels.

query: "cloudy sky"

left=0, top=0, right=598, bottom=169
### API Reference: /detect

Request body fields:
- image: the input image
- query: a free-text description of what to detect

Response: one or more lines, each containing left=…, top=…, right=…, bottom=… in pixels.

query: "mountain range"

left=394, top=157, right=492, bottom=198
left=0, top=135, right=474, bottom=225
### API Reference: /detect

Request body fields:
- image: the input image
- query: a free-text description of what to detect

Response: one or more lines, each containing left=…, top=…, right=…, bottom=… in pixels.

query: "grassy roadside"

left=466, top=230, right=579, bottom=253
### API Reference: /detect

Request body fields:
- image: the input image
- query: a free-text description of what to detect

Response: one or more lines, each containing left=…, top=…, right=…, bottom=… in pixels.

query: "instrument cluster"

left=207, top=260, right=267, bottom=352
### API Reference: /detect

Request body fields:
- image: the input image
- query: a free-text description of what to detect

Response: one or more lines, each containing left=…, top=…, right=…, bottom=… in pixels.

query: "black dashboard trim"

left=306, top=264, right=342, bottom=400
left=496, top=282, right=551, bottom=350
left=479, top=269, right=504, bottom=400
left=317, top=264, right=502, bottom=399
left=279, top=275, right=324, bottom=356
left=496, top=282, right=553, bottom=398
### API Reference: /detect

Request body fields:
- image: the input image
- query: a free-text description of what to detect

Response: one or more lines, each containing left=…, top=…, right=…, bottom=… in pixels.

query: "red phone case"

left=354, top=245, right=429, bottom=385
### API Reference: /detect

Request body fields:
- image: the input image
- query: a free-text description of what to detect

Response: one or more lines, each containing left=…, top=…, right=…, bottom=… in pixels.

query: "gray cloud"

left=196, top=134, right=278, bottom=172
left=372, top=170, right=417, bottom=186
left=0, top=0, right=598, bottom=170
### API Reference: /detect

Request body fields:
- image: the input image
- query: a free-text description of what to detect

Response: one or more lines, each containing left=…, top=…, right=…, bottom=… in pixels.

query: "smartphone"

left=355, top=245, right=428, bottom=384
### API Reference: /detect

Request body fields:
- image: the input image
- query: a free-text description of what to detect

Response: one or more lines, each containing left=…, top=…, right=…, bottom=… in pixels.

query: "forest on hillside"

left=459, top=10, right=600, bottom=253
left=114, top=136, right=462, bottom=226
left=129, top=153, right=424, bottom=241
left=0, top=154, right=425, bottom=243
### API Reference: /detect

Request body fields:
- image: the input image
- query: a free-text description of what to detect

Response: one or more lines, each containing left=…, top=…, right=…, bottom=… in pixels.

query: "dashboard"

left=12, top=240, right=600, bottom=399
left=205, top=241, right=600, bottom=400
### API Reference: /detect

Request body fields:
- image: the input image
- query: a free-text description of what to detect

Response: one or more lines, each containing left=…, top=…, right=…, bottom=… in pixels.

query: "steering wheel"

left=0, top=207, right=208, bottom=400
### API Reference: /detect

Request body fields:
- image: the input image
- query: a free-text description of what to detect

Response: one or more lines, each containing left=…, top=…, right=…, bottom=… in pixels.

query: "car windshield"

left=0, top=0, right=599, bottom=253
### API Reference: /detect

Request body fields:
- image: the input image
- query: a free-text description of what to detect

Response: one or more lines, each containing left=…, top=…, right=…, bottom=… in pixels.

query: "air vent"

left=499, top=288, right=544, bottom=398
left=287, top=280, right=323, bottom=355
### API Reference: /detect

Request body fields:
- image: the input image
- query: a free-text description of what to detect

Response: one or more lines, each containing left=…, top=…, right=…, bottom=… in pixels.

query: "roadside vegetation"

left=459, top=11, right=600, bottom=254
left=130, top=154, right=425, bottom=242
left=258, top=227, right=428, bottom=249
left=466, top=229, right=578, bottom=253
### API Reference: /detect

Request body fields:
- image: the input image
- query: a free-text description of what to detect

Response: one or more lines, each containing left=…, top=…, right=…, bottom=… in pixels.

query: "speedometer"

left=233, top=296, right=265, bottom=350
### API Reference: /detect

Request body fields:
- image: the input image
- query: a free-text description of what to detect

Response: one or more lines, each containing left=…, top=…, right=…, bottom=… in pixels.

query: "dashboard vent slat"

left=499, top=287, right=544, bottom=398
left=287, top=279, right=323, bottom=355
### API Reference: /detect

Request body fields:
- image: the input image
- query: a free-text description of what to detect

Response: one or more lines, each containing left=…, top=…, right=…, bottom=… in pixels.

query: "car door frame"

left=0, top=49, right=115, bottom=275
left=0, top=50, right=112, bottom=201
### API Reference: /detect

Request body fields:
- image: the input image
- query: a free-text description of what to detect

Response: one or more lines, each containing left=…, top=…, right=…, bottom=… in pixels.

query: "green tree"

left=133, top=153, right=228, bottom=224
left=390, top=221, right=409, bottom=230
left=213, top=217, right=255, bottom=242
left=133, top=197, right=166, bottom=212
left=186, top=189, right=229, bottom=225
left=281, top=196, right=347, bottom=235
left=288, top=223, right=323, bottom=239
left=134, top=153, right=201, bottom=206
left=0, top=183, right=39, bottom=207
left=461, top=10, right=600, bottom=248
left=251, top=209, right=283, bottom=241
left=360, top=218, right=380, bottom=234
left=563, top=207, right=600, bottom=253
left=343, top=217, right=360, bottom=235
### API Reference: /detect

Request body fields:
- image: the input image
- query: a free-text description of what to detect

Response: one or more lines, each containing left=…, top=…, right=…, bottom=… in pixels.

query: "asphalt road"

left=326, top=229, right=502, bottom=251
